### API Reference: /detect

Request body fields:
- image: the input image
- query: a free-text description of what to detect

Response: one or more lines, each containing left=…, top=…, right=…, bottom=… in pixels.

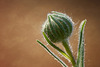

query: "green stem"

left=62, top=39, right=76, bottom=67
left=37, top=40, right=68, bottom=67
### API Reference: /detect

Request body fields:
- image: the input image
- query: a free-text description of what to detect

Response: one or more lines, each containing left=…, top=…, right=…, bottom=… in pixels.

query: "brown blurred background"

left=0, top=0, right=100, bottom=67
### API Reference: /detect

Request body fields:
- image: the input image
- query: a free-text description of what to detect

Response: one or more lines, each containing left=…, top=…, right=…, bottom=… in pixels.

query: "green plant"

left=37, top=11, right=87, bottom=67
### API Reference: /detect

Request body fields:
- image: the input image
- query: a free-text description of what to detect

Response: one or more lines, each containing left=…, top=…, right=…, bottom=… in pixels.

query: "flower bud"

left=42, top=11, right=74, bottom=43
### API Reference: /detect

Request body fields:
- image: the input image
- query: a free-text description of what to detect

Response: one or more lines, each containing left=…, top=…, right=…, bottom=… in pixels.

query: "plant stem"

left=62, top=39, right=76, bottom=67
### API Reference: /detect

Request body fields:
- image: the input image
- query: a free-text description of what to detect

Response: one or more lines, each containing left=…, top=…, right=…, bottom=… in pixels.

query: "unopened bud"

left=42, top=11, right=74, bottom=43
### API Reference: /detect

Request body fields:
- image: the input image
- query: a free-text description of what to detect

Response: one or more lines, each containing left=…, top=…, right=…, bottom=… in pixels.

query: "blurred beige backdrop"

left=0, top=0, right=100, bottom=67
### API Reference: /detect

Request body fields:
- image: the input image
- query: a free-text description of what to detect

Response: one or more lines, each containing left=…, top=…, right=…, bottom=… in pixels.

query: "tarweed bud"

left=42, top=11, right=74, bottom=43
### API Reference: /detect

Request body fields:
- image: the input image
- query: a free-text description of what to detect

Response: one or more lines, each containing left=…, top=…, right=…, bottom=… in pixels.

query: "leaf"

left=76, top=20, right=87, bottom=67
left=37, top=40, right=68, bottom=67
left=43, top=32, right=71, bottom=61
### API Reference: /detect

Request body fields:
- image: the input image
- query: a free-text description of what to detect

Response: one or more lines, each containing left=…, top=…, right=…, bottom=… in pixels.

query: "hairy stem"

left=62, top=39, right=76, bottom=67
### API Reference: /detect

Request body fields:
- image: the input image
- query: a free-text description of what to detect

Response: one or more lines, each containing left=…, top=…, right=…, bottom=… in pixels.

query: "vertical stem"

left=62, top=39, right=76, bottom=67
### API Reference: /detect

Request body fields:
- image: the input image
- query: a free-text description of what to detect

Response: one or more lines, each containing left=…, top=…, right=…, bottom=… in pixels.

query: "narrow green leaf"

left=37, top=40, right=68, bottom=67
left=80, top=38, right=85, bottom=67
left=76, top=20, right=87, bottom=67
left=43, top=32, right=71, bottom=61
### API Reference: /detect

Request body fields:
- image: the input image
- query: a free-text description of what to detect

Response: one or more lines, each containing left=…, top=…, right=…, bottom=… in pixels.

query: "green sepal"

left=51, top=11, right=73, bottom=34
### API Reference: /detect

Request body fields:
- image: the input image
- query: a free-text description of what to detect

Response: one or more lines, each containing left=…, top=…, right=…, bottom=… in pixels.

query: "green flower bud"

left=42, top=11, right=74, bottom=43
